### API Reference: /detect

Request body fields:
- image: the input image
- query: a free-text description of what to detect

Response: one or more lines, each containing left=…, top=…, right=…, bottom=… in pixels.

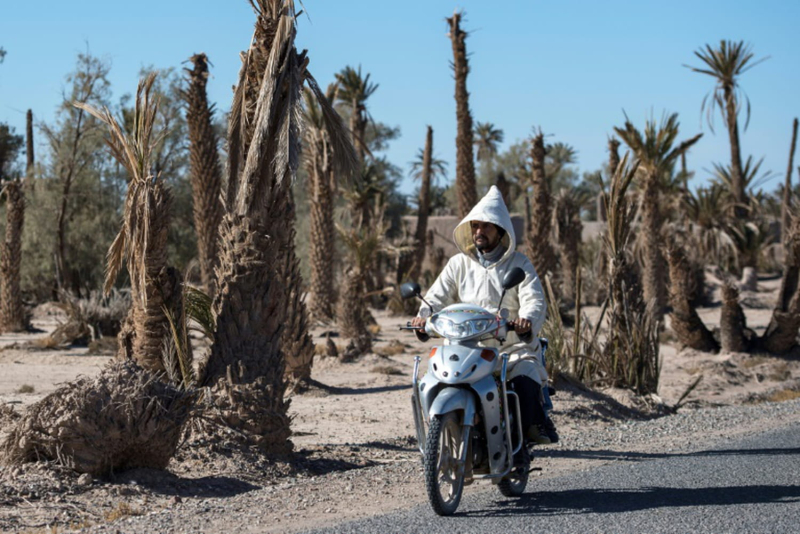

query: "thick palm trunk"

left=184, top=53, right=224, bottom=296
left=720, top=281, right=748, bottom=352
left=526, top=133, right=557, bottom=276
left=337, top=267, right=370, bottom=350
left=201, top=0, right=312, bottom=453
left=761, top=214, right=800, bottom=354
left=666, top=243, right=718, bottom=351
left=641, top=172, right=668, bottom=320
left=410, top=126, right=434, bottom=281
left=495, top=171, right=510, bottom=208
left=0, top=181, right=26, bottom=332
left=26, top=109, right=34, bottom=175
left=447, top=11, right=477, bottom=218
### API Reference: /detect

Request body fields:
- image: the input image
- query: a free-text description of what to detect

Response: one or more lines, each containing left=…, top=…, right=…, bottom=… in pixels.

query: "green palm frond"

left=474, top=121, right=504, bottom=162
left=710, top=155, right=776, bottom=198
left=409, top=148, right=448, bottom=184
left=685, top=40, right=768, bottom=132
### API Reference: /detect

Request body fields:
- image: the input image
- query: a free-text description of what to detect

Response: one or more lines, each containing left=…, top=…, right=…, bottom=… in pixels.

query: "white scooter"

left=400, top=267, right=539, bottom=516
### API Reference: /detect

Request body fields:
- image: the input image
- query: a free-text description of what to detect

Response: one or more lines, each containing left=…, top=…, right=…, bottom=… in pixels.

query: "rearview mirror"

left=501, top=267, right=526, bottom=290
left=400, top=282, right=421, bottom=300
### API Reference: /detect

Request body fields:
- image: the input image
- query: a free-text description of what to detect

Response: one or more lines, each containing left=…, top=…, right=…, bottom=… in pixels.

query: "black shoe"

left=526, top=424, right=552, bottom=445
left=543, top=417, right=559, bottom=444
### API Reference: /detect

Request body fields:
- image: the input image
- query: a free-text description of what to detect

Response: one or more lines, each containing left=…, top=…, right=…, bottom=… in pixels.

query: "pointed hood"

left=453, top=185, right=516, bottom=264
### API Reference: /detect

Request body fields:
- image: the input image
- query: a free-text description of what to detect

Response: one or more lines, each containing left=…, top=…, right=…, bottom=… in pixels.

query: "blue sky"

left=2, top=0, right=799, bottom=195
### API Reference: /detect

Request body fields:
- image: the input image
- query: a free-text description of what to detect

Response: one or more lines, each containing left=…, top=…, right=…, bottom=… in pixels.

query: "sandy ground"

left=1, top=275, right=799, bottom=532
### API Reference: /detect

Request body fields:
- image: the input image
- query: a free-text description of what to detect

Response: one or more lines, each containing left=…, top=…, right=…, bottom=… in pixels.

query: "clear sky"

left=1, top=0, right=799, bottom=196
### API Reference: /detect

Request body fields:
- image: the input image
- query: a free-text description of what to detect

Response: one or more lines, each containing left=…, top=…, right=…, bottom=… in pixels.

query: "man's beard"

left=475, top=236, right=495, bottom=253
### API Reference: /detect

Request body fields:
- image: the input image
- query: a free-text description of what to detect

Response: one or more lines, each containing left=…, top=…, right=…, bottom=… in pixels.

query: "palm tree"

left=409, top=126, right=447, bottom=281
left=686, top=40, right=767, bottom=218
left=201, top=0, right=355, bottom=452
left=553, top=188, right=588, bottom=306
left=447, top=10, right=477, bottom=217
left=302, top=84, right=339, bottom=323
left=526, top=131, right=557, bottom=277
left=614, top=112, right=702, bottom=319
left=75, top=74, right=180, bottom=376
left=182, top=53, right=223, bottom=296
left=474, top=121, right=503, bottom=163
left=782, top=118, right=798, bottom=242
left=335, top=65, right=377, bottom=165
left=0, top=178, right=26, bottom=332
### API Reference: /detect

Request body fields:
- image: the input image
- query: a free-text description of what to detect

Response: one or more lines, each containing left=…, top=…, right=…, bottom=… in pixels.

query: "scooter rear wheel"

left=424, top=412, right=466, bottom=515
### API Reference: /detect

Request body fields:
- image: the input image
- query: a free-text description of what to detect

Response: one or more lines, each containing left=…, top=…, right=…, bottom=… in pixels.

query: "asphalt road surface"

left=305, top=422, right=800, bottom=534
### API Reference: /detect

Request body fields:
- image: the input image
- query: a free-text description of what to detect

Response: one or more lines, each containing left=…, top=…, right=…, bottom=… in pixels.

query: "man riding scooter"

left=410, top=186, right=558, bottom=444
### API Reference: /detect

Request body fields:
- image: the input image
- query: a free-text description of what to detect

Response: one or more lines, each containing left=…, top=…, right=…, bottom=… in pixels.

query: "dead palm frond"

left=74, top=73, right=167, bottom=300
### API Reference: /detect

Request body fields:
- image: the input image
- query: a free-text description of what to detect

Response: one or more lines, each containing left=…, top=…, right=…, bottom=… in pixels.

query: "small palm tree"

left=686, top=40, right=767, bottom=217
left=614, top=112, right=702, bottom=319
left=553, top=188, right=589, bottom=305
left=75, top=74, right=178, bottom=375
left=447, top=10, right=477, bottom=217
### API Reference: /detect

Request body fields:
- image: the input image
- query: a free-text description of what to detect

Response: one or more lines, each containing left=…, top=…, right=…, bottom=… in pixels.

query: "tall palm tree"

left=614, top=112, right=702, bottom=319
left=447, top=10, right=477, bottom=217
left=75, top=74, right=178, bottom=375
left=686, top=40, right=767, bottom=218
left=201, top=0, right=355, bottom=452
left=526, top=131, right=557, bottom=277
left=408, top=126, right=447, bottom=281
left=182, top=53, right=223, bottom=296
left=782, top=118, right=798, bottom=242
left=302, top=84, right=339, bottom=323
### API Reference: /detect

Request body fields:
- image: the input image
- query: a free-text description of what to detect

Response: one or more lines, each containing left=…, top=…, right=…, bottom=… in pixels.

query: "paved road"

left=305, top=423, right=800, bottom=533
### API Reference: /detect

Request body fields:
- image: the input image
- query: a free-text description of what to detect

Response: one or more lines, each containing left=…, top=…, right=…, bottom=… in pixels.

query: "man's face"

left=471, top=221, right=501, bottom=253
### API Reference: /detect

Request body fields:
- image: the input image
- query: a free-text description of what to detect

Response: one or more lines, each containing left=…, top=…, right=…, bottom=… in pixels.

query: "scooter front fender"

left=428, top=387, right=476, bottom=425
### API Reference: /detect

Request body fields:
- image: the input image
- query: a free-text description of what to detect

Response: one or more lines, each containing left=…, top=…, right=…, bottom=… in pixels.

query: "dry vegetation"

left=0, top=3, right=798, bottom=533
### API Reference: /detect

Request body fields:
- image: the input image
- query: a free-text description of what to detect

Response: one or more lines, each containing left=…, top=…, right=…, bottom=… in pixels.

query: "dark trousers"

left=509, top=376, right=546, bottom=433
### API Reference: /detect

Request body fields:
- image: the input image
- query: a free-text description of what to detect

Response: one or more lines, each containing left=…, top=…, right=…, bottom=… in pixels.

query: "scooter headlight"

left=431, top=316, right=494, bottom=340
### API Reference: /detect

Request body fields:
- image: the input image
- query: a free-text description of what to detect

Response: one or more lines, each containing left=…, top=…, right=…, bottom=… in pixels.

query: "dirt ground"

left=1, top=274, right=799, bottom=533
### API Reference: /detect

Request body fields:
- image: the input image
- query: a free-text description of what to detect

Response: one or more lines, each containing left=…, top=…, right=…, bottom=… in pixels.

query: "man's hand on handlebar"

left=509, top=317, right=531, bottom=335
left=410, top=316, right=426, bottom=329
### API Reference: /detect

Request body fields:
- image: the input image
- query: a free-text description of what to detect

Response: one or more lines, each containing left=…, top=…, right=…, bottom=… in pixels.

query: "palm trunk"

left=782, top=118, right=798, bottom=243
left=526, top=132, right=557, bottom=276
left=308, top=163, right=337, bottom=322
left=761, top=213, right=800, bottom=354
left=337, top=267, right=370, bottom=350
left=0, top=181, right=27, bottom=332
left=25, top=109, right=34, bottom=175
left=554, top=194, right=581, bottom=306
left=666, top=243, right=718, bottom=351
left=410, top=126, right=433, bottom=281
left=495, top=171, right=510, bottom=208
left=641, top=171, right=668, bottom=320
left=184, top=53, right=224, bottom=297
left=724, top=84, right=747, bottom=218
left=281, top=190, right=315, bottom=389
left=447, top=11, right=477, bottom=218
left=720, top=280, right=748, bottom=352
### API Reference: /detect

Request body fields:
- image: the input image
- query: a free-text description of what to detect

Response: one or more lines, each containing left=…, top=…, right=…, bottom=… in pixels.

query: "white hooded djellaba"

left=419, top=186, right=548, bottom=385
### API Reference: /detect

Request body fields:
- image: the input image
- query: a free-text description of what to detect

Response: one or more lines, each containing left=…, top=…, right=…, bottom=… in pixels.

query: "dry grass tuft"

left=371, top=365, right=404, bottom=376
left=373, top=340, right=406, bottom=357
left=766, top=388, right=800, bottom=403
left=104, top=502, right=143, bottom=522
left=15, top=384, right=34, bottom=394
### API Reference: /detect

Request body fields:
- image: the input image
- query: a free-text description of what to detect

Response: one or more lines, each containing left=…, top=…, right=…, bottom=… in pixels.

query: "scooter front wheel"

left=424, top=412, right=466, bottom=515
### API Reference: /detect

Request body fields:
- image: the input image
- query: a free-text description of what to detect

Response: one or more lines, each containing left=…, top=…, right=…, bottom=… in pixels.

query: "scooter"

left=400, top=267, right=539, bottom=516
